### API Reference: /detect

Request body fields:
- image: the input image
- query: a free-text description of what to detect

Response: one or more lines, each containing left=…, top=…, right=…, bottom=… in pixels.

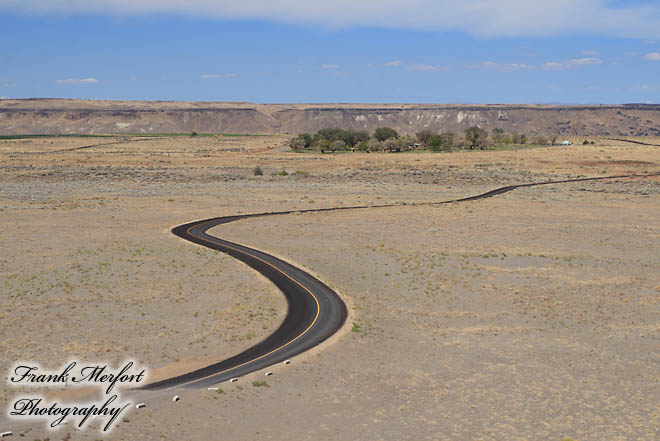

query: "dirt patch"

left=0, top=135, right=658, bottom=440
left=576, top=159, right=656, bottom=167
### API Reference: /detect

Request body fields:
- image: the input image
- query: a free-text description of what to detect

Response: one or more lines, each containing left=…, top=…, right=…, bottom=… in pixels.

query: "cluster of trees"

left=289, top=126, right=560, bottom=152
left=288, top=127, right=400, bottom=152
left=288, top=128, right=368, bottom=151
left=415, top=130, right=457, bottom=151
left=417, top=127, right=558, bottom=150
left=491, top=128, right=557, bottom=146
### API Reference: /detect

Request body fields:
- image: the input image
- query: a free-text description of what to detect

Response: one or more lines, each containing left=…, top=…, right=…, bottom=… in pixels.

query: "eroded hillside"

left=1, top=99, right=660, bottom=136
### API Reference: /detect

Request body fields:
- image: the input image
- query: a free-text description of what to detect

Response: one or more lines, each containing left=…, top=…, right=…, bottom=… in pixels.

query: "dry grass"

left=0, top=135, right=658, bottom=440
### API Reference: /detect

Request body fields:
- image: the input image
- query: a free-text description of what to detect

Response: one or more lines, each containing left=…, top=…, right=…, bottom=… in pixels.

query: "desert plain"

left=0, top=134, right=658, bottom=440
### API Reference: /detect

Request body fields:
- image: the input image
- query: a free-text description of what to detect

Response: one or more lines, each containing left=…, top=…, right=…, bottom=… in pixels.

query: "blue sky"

left=1, top=0, right=659, bottom=103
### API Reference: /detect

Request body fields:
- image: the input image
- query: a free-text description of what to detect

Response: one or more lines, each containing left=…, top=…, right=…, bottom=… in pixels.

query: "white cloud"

left=542, top=58, right=602, bottom=69
left=321, top=64, right=339, bottom=69
left=475, top=57, right=603, bottom=72
left=56, top=78, right=99, bottom=84
left=3, top=1, right=660, bottom=38
left=581, top=50, right=598, bottom=55
left=200, top=73, right=237, bottom=78
left=406, top=64, right=449, bottom=72
left=570, top=57, right=602, bottom=65
left=542, top=61, right=570, bottom=70
left=383, top=60, right=402, bottom=67
left=0, top=96, right=6, bottom=99
left=644, top=52, right=660, bottom=61
left=472, top=61, right=533, bottom=72
left=3, top=82, right=17, bottom=88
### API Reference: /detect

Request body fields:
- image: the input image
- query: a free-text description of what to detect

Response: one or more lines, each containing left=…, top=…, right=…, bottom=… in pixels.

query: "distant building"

left=561, top=140, right=572, bottom=146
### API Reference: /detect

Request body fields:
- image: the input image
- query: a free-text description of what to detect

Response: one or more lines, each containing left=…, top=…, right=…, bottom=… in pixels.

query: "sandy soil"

left=0, top=135, right=658, bottom=441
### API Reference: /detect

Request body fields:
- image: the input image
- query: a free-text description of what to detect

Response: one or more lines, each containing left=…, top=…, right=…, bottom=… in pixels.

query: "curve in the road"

left=141, top=172, right=657, bottom=391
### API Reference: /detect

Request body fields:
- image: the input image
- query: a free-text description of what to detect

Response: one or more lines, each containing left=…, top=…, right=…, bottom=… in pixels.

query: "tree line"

left=288, top=127, right=400, bottom=152
left=289, top=126, right=563, bottom=152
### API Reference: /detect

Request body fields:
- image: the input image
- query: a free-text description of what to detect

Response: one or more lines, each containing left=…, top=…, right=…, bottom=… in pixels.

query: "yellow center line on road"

left=158, top=220, right=321, bottom=390
left=158, top=173, right=659, bottom=390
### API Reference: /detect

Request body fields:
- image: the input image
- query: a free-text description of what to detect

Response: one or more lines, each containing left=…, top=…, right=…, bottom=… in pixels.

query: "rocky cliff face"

left=1, top=99, right=659, bottom=136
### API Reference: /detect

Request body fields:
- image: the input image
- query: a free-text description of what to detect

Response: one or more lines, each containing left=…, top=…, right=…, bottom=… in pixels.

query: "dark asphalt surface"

left=140, top=213, right=348, bottom=390
left=140, top=173, right=656, bottom=391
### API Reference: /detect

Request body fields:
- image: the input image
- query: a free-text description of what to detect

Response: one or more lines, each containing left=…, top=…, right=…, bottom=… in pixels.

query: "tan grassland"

left=0, top=135, right=658, bottom=440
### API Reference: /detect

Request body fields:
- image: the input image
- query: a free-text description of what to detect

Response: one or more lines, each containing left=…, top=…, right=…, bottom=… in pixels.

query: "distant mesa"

left=1, top=99, right=659, bottom=136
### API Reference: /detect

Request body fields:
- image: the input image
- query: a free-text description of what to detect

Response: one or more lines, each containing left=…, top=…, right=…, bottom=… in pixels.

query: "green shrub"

left=253, top=166, right=263, bottom=176
left=428, top=132, right=456, bottom=151
left=356, top=140, right=369, bottom=151
left=288, top=133, right=312, bottom=150
left=465, top=126, right=488, bottom=149
left=416, top=129, right=436, bottom=144
left=373, top=127, right=399, bottom=141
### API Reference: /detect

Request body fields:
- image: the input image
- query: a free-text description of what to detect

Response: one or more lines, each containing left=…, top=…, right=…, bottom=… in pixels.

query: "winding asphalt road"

left=141, top=173, right=657, bottom=391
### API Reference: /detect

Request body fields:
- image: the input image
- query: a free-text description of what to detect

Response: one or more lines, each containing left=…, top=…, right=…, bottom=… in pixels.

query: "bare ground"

left=0, top=135, right=658, bottom=441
